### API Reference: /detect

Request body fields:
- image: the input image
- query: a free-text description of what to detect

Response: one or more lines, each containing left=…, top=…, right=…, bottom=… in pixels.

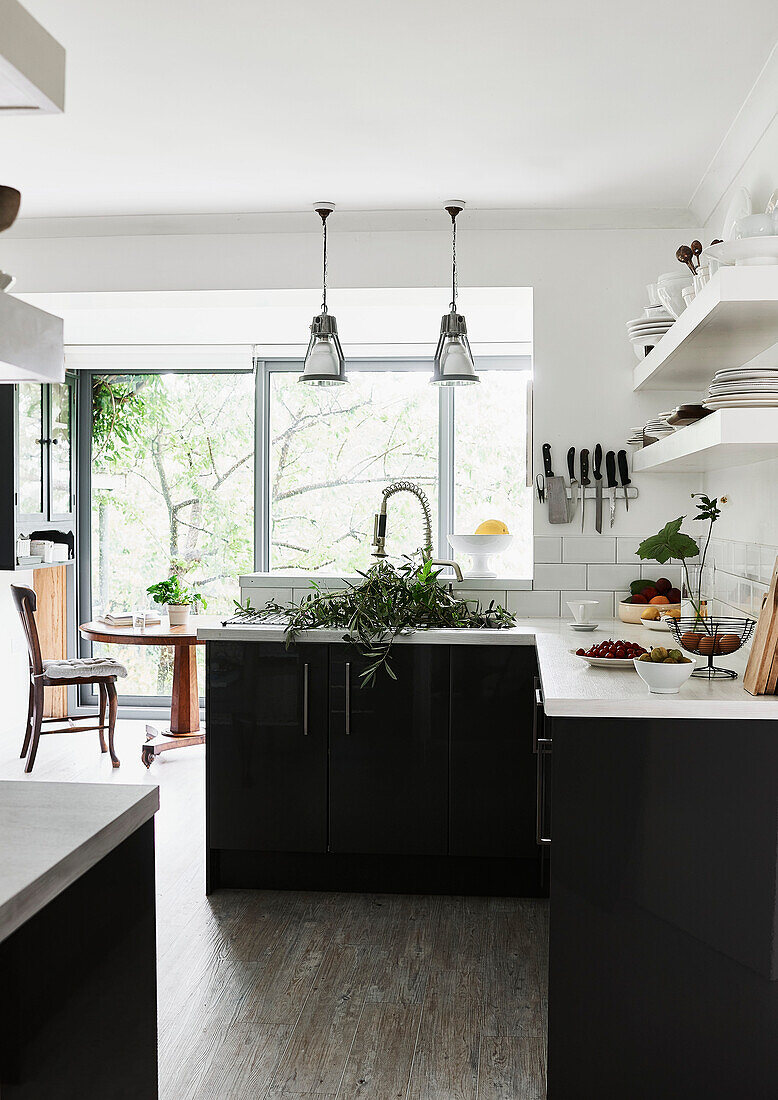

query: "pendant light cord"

left=450, top=213, right=457, bottom=313
left=321, top=214, right=328, bottom=314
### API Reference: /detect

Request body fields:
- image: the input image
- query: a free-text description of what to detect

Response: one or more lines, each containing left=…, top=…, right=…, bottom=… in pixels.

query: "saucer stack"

left=642, top=413, right=676, bottom=444
left=626, top=305, right=675, bottom=360
left=703, top=367, right=778, bottom=409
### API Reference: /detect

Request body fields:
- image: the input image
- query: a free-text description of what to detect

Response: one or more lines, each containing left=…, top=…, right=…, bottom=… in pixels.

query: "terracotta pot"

left=167, top=604, right=190, bottom=627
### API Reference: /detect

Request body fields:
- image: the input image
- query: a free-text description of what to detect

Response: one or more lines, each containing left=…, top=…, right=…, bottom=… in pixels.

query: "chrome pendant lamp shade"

left=300, top=202, right=347, bottom=385
left=432, top=200, right=479, bottom=386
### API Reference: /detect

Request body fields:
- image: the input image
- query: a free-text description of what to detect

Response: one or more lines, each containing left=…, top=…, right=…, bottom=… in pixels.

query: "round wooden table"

left=79, top=617, right=216, bottom=766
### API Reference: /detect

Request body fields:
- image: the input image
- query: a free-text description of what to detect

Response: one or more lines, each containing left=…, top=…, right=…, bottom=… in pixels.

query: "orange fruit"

left=680, top=632, right=701, bottom=651
left=718, top=634, right=741, bottom=654
left=649, top=595, right=670, bottom=605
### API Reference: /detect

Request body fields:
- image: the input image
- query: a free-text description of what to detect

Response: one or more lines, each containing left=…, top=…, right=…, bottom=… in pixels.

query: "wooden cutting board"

left=744, top=555, right=778, bottom=695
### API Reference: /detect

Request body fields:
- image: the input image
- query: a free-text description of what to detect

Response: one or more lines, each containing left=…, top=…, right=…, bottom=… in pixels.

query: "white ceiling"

left=3, top=0, right=778, bottom=220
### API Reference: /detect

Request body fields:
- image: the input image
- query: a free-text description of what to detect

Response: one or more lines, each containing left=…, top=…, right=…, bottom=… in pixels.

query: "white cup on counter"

left=567, top=600, right=600, bottom=624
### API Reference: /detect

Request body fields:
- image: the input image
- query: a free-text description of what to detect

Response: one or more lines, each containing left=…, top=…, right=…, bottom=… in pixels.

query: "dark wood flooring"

left=0, top=718, right=548, bottom=1098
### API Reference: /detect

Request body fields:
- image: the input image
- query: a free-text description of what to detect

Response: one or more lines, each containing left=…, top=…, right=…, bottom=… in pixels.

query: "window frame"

left=257, top=355, right=531, bottom=571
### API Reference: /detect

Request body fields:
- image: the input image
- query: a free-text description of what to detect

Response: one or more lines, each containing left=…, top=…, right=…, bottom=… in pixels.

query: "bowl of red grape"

left=573, top=639, right=648, bottom=668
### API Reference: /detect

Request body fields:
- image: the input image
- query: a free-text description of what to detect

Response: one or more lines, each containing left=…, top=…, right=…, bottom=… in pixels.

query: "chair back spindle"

left=11, top=584, right=44, bottom=677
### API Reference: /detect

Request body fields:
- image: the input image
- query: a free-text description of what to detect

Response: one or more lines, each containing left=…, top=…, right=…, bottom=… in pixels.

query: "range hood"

left=0, top=0, right=65, bottom=113
left=0, top=186, right=64, bottom=382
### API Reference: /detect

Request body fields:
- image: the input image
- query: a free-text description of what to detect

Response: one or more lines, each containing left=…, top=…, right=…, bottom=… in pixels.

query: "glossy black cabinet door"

left=329, top=645, right=449, bottom=855
left=207, top=641, right=329, bottom=852
left=449, top=645, right=538, bottom=857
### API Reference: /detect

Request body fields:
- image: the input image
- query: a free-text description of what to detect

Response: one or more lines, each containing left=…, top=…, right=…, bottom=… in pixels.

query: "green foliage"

left=231, top=556, right=516, bottom=687
left=146, top=575, right=207, bottom=609
left=691, top=494, right=722, bottom=524
left=92, top=377, right=149, bottom=465
left=637, top=518, right=700, bottom=565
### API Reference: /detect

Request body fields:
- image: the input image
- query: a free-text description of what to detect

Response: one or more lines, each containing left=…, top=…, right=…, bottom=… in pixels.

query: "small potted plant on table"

left=146, top=576, right=207, bottom=628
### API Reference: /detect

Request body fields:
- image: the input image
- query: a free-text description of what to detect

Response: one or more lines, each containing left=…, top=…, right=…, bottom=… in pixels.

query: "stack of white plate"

left=626, top=310, right=675, bottom=359
left=627, top=426, right=646, bottom=448
left=704, top=368, right=778, bottom=409
left=643, top=413, right=676, bottom=442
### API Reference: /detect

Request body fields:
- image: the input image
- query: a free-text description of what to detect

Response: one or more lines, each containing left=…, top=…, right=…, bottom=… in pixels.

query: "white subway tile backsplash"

left=587, top=564, right=638, bottom=591
left=506, top=590, right=561, bottom=618
left=639, top=563, right=682, bottom=588
left=534, top=536, right=562, bottom=564
left=562, top=537, right=615, bottom=564
left=760, top=546, right=778, bottom=584
left=561, top=590, right=614, bottom=620
left=746, top=544, right=761, bottom=582
left=616, top=537, right=647, bottom=563
left=533, top=564, right=587, bottom=591
left=457, top=589, right=507, bottom=607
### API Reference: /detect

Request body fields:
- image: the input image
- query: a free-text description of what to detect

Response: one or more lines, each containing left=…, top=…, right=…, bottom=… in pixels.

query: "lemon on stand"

left=475, top=520, right=510, bottom=535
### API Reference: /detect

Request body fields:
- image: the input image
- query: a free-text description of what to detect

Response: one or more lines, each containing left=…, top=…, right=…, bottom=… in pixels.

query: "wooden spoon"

left=0, top=186, right=21, bottom=233
left=676, top=245, right=696, bottom=275
left=691, top=240, right=703, bottom=270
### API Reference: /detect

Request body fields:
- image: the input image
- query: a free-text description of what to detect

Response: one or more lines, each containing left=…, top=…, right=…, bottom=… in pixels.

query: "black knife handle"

left=542, top=443, right=554, bottom=478
left=617, top=449, right=631, bottom=487
left=567, top=446, right=576, bottom=482
left=593, top=443, right=603, bottom=481
left=580, top=448, right=590, bottom=487
left=605, top=450, right=617, bottom=489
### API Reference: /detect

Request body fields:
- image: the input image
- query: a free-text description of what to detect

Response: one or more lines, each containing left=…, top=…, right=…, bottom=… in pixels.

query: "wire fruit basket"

left=666, top=616, right=756, bottom=680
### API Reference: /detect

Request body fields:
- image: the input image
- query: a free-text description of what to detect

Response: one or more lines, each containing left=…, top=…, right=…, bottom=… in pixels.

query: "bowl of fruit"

left=574, top=639, right=648, bottom=667
left=633, top=647, right=695, bottom=694
left=618, top=577, right=681, bottom=624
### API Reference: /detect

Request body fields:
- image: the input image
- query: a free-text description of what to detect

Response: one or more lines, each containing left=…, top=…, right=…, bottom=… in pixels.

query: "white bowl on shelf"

left=448, top=533, right=513, bottom=579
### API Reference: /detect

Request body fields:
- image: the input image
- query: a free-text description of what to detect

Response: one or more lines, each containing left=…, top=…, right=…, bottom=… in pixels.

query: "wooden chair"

left=11, top=584, right=128, bottom=774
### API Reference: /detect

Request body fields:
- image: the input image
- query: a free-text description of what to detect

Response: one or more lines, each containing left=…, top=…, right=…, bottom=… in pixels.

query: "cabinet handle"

left=532, top=678, right=544, bottom=753
left=536, top=737, right=552, bottom=846
left=345, top=662, right=351, bottom=735
left=303, top=662, right=309, bottom=735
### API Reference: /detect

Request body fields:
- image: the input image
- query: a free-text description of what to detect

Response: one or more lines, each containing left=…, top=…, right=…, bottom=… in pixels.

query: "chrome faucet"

left=371, top=480, right=463, bottom=582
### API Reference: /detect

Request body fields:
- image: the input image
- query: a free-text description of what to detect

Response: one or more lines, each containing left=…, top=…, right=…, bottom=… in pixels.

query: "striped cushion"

left=43, top=657, right=128, bottom=681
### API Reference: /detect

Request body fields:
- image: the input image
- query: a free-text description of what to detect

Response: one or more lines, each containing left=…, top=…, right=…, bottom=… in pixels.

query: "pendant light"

left=300, top=202, right=347, bottom=385
left=431, top=200, right=479, bottom=386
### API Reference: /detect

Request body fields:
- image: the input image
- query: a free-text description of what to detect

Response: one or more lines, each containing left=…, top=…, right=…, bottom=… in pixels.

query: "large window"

left=263, top=361, right=532, bottom=577
left=81, top=357, right=531, bottom=701
left=88, top=371, right=255, bottom=696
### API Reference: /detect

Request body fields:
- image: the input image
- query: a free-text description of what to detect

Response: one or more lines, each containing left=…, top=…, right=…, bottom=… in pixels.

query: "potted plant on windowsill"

left=146, top=576, right=207, bottom=628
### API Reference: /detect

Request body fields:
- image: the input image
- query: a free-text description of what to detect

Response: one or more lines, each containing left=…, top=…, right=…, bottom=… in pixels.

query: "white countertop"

left=198, top=618, right=778, bottom=722
left=0, top=781, right=159, bottom=944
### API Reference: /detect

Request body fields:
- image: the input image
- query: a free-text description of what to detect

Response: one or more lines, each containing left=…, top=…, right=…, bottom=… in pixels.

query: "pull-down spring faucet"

left=371, top=480, right=463, bottom=582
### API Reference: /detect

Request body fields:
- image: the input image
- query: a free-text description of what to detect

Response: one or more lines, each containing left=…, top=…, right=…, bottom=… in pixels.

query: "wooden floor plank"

left=477, top=1035, right=546, bottom=1100
left=267, top=945, right=378, bottom=1097
left=406, top=992, right=481, bottom=1100
left=336, top=1002, right=422, bottom=1099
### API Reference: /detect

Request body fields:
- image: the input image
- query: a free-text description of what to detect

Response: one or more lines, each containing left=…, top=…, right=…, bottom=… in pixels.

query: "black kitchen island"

left=0, top=781, right=159, bottom=1099
left=204, top=631, right=545, bottom=897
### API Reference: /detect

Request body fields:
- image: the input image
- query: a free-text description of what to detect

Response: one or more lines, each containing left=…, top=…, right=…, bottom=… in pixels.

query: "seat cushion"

left=43, top=657, right=128, bottom=682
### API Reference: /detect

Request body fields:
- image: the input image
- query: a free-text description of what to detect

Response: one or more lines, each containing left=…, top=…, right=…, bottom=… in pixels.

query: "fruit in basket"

left=718, top=634, right=741, bottom=654
left=663, top=608, right=681, bottom=620
left=631, top=593, right=648, bottom=604
left=680, top=631, right=702, bottom=651
left=655, top=578, right=672, bottom=593
left=698, top=636, right=721, bottom=656
left=640, top=646, right=689, bottom=665
left=650, top=646, right=668, bottom=662
left=641, top=606, right=661, bottom=620
left=650, top=595, right=670, bottom=605
left=666, top=588, right=681, bottom=604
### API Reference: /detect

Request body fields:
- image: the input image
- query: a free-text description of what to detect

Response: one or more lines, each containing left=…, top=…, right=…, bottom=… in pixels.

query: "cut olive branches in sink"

left=230, top=557, right=516, bottom=686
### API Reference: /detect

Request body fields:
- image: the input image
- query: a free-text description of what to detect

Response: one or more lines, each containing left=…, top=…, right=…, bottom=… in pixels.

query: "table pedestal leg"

left=171, top=644, right=200, bottom=735
left=141, top=645, right=205, bottom=767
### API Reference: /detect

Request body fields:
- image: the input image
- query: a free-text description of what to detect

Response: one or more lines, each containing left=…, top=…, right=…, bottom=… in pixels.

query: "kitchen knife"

left=605, top=450, right=617, bottom=528
left=542, top=443, right=569, bottom=524
left=579, top=448, right=590, bottom=532
left=566, top=447, right=578, bottom=520
left=617, top=449, right=631, bottom=513
left=593, top=443, right=603, bottom=534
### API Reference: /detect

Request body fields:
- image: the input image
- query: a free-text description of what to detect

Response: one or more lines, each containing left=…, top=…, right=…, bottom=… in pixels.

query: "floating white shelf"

left=632, top=267, right=778, bottom=392
left=633, top=409, right=778, bottom=472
